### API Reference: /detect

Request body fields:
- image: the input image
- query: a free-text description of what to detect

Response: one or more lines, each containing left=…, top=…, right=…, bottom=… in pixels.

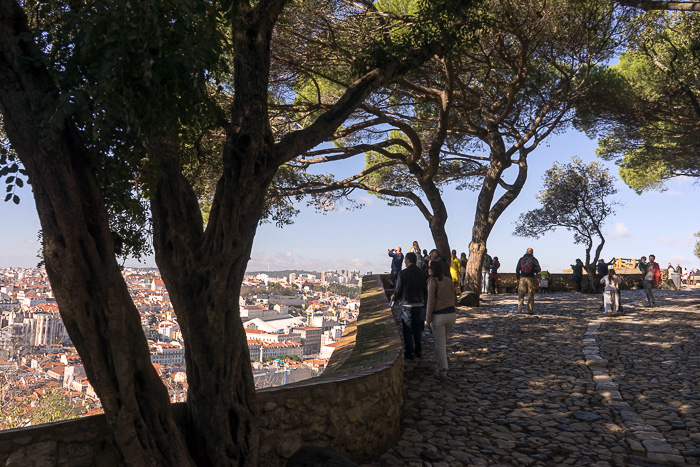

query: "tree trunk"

left=0, top=3, right=192, bottom=465
left=584, top=265, right=598, bottom=294
left=464, top=145, right=529, bottom=294
left=584, top=239, right=605, bottom=294
left=150, top=137, right=266, bottom=465
left=422, top=180, right=451, bottom=258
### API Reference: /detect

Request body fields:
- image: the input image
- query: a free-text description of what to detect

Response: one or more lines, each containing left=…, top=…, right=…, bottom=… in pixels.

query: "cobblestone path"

left=365, top=288, right=700, bottom=466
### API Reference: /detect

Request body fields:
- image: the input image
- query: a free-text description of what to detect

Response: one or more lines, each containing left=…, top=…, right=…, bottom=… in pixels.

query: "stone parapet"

left=0, top=275, right=403, bottom=466
left=496, top=271, right=647, bottom=292
left=256, top=274, right=403, bottom=465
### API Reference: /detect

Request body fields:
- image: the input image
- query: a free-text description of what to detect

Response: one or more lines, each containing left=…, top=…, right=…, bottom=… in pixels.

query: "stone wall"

left=256, top=274, right=403, bottom=465
left=495, top=270, right=674, bottom=292
left=0, top=275, right=403, bottom=466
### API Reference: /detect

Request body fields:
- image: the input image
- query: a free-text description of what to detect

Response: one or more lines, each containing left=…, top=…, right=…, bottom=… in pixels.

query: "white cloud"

left=664, top=190, right=682, bottom=196
left=608, top=222, right=630, bottom=239
left=614, top=222, right=631, bottom=237
left=344, top=257, right=372, bottom=269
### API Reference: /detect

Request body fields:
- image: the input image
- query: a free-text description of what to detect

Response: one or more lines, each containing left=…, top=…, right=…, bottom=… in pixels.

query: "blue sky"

left=1, top=128, right=698, bottom=274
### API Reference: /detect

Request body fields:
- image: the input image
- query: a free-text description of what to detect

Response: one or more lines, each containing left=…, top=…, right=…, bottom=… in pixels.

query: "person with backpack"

left=515, top=248, right=542, bottom=315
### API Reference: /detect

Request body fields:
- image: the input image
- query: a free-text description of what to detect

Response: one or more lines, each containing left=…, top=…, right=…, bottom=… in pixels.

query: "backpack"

left=520, top=257, right=534, bottom=275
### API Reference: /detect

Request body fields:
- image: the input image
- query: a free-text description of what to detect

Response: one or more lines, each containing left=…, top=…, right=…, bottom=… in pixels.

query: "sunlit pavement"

left=366, top=288, right=700, bottom=466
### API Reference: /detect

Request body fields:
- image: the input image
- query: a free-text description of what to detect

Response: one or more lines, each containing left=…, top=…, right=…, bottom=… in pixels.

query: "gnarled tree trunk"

left=464, top=145, right=529, bottom=295
left=423, top=181, right=451, bottom=258
left=0, top=3, right=191, bottom=465
left=1, top=0, right=473, bottom=464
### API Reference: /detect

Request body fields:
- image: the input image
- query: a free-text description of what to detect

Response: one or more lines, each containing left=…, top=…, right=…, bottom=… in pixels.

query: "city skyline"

left=2, top=129, right=699, bottom=275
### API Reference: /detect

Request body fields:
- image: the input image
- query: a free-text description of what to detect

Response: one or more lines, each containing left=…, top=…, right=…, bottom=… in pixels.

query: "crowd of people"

left=390, top=247, right=456, bottom=381
left=389, top=242, right=502, bottom=294
left=388, top=244, right=697, bottom=379
left=388, top=242, right=537, bottom=380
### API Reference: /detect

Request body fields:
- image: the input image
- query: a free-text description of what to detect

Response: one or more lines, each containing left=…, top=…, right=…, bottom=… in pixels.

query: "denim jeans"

left=401, top=306, right=425, bottom=357
left=390, top=269, right=399, bottom=288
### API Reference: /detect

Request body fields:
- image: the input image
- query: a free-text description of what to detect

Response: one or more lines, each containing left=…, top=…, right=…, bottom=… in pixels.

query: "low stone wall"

left=0, top=275, right=403, bottom=466
left=256, top=274, right=403, bottom=465
left=495, top=270, right=676, bottom=292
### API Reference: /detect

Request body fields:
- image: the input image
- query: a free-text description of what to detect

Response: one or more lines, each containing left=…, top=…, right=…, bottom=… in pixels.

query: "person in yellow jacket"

left=450, top=249, right=462, bottom=295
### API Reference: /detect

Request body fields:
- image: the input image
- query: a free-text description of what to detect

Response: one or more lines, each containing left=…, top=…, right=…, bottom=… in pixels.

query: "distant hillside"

left=246, top=270, right=321, bottom=279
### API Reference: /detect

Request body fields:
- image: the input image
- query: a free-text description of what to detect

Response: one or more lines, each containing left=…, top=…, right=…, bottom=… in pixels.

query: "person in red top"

left=642, top=254, right=660, bottom=307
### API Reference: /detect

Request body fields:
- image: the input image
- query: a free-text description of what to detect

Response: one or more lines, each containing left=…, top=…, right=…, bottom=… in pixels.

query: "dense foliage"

left=577, top=11, right=700, bottom=192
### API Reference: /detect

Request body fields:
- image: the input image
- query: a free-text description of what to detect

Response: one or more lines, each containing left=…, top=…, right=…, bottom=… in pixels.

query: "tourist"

left=596, top=259, right=608, bottom=292
left=410, top=241, right=425, bottom=270
left=426, top=260, right=456, bottom=380
left=482, top=249, right=492, bottom=293
left=516, top=248, right=541, bottom=315
left=459, top=252, right=468, bottom=292
left=422, top=250, right=430, bottom=272
left=489, top=256, right=500, bottom=294
left=391, top=252, right=428, bottom=360
left=600, top=268, right=621, bottom=315
left=388, top=246, right=403, bottom=289
left=638, top=256, right=647, bottom=274
left=428, top=249, right=450, bottom=279
left=571, top=259, right=584, bottom=292
left=642, top=254, right=660, bottom=307
left=450, top=250, right=462, bottom=295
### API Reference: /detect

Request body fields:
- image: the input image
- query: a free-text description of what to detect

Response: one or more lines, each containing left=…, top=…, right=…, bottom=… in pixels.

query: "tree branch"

left=616, top=0, right=700, bottom=11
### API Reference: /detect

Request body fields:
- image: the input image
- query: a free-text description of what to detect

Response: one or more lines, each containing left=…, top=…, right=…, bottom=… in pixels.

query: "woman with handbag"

left=426, top=260, right=457, bottom=381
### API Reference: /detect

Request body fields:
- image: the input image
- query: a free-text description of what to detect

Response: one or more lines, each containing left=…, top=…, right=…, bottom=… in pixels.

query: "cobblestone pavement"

left=365, top=288, right=700, bottom=466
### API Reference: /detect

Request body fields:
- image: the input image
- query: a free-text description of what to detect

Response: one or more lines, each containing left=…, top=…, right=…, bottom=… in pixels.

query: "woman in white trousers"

left=426, top=260, right=457, bottom=380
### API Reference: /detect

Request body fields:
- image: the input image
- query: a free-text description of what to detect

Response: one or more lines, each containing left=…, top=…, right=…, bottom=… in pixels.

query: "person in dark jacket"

left=515, top=248, right=541, bottom=315
left=388, top=246, right=403, bottom=288
left=391, top=252, right=428, bottom=359
left=571, top=259, right=584, bottom=292
left=489, top=256, right=500, bottom=294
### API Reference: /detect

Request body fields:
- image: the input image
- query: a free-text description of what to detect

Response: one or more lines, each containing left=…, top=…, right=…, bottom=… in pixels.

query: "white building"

left=150, top=342, right=186, bottom=366
left=319, top=341, right=337, bottom=360
left=247, top=340, right=303, bottom=362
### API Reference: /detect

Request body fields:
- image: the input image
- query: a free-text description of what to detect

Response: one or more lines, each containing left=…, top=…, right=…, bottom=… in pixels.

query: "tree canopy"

left=0, top=0, right=485, bottom=464
left=577, top=10, right=700, bottom=192
left=513, top=157, right=620, bottom=289
left=268, top=0, right=623, bottom=291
